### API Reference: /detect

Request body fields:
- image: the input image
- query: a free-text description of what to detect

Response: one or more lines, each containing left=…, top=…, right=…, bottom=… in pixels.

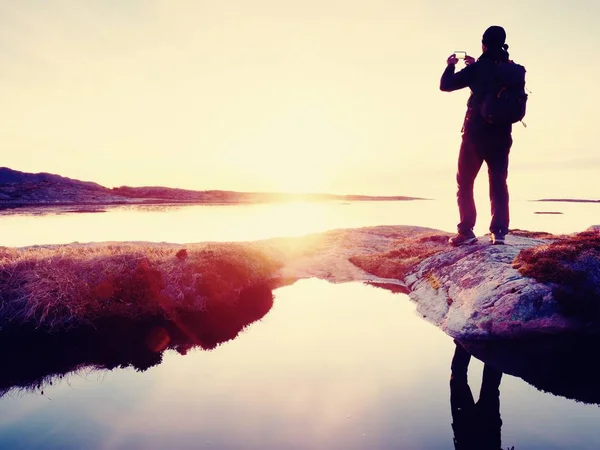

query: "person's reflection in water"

left=450, top=341, right=504, bottom=450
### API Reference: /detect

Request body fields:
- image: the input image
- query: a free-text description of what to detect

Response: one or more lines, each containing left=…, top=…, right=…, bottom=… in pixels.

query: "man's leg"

left=477, top=364, right=503, bottom=449
left=485, top=135, right=512, bottom=235
left=457, top=134, right=484, bottom=234
left=450, top=342, right=476, bottom=447
left=450, top=341, right=472, bottom=382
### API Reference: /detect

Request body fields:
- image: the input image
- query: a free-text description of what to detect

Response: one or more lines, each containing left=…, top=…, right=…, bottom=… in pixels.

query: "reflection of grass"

left=0, top=240, right=279, bottom=396
left=0, top=284, right=274, bottom=397
left=0, top=243, right=282, bottom=331
left=514, top=231, right=600, bottom=318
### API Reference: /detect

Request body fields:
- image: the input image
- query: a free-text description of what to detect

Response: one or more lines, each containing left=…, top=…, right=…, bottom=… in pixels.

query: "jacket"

left=440, top=48, right=513, bottom=135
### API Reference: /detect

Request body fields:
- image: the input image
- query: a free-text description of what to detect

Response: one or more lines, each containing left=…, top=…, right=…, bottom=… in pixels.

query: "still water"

left=1, top=198, right=598, bottom=247
left=3, top=280, right=600, bottom=450
left=1, top=200, right=600, bottom=449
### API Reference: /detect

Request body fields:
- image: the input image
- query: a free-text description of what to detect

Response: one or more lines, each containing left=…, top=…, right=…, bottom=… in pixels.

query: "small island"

left=536, top=198, right=600, bottom=203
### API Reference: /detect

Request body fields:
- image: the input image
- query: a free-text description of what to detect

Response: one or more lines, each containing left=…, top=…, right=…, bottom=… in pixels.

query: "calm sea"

left=1, top=199, right=599, bottom=449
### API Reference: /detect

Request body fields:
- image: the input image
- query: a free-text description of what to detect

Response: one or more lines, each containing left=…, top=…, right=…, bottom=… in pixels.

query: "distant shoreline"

left=535, top=199, right=600, bottom=204
left=0, top=196, right=428, bottom=212
left=0, top=167, right=426, bottom=210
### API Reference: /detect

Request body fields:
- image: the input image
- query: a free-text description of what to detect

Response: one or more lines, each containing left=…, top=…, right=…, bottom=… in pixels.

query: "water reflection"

left=3, top=199, right=596, bottom=247
left=450, top=333, right=600, bottom=449
left=3, top=279, right=600, bottom=448
left=450, top=341, right=503, bottom=450
left=0, top=284, right=273, bottom=397
left=459, top=335, right=600, bottom=406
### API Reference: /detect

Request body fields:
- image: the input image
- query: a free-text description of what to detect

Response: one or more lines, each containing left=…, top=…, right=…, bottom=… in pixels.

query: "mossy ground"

left=349, top=231, right=451, bottom=280
left=514, top=231, right=600, bottom=318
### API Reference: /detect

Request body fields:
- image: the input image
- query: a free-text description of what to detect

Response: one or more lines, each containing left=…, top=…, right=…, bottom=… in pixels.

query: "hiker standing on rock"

left=440, top=26, right=527, bottom=246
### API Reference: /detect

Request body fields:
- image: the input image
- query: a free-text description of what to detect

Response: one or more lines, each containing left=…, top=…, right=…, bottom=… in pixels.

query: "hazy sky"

left=1, top=0, right=599, bottom=199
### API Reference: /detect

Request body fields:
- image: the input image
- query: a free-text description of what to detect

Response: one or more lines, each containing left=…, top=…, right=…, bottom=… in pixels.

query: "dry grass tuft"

left=0, top=242, right=283, bottom=331
left=514, top=231, right=600, bottom=317
left=350, top=231, right=451, bottom=280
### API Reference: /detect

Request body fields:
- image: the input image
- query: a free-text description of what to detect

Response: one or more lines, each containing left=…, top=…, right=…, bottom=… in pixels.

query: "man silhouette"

left=450, top=341, right=504, bottom=450
left=440, top=26, right=515, bottom=246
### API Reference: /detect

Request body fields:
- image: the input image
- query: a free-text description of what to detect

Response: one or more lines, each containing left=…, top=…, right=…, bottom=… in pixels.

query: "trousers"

left=456, top=129, right=512, bottom=234
left=450, top=343, right=503, bottom=450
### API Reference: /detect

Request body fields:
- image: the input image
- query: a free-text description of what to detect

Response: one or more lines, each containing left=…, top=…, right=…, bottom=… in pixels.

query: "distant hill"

left=0, top=167, right=103, bottom=188
left=0, top=167, right=121, bottom=206
left=0, top=167, right=423, bottom=208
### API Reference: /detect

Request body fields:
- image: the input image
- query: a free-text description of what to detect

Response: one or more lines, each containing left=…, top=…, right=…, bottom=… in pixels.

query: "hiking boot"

left=449, top=231, right=477, bottom=247
left=491, top=232, right=506, bottom=245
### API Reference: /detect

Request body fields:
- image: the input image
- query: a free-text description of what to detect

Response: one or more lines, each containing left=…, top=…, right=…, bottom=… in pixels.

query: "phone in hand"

left=454, top=51, right=467, bottom=60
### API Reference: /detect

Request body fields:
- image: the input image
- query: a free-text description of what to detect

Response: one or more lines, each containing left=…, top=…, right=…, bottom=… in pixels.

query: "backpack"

left=480, top=61, right=528, bottom=124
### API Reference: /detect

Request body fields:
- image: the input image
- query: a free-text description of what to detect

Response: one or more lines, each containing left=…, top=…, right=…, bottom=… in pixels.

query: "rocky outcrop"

left=403, top=235, right=578, bottom=338
left=296, top=226, right=600, bottom=340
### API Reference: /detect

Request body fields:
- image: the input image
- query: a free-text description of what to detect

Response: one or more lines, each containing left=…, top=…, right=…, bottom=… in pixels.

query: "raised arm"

left=440, top=54, right=476, bottom=92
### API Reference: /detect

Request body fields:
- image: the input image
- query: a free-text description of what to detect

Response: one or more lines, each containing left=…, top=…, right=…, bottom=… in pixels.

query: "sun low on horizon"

left=1, top=0, right=599, bottom=200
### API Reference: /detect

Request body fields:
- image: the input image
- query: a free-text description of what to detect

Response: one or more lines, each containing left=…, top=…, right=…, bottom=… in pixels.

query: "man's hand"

left=464, top=55, right=476, bottom=66
left=447, top=54, right=458, bottom=66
